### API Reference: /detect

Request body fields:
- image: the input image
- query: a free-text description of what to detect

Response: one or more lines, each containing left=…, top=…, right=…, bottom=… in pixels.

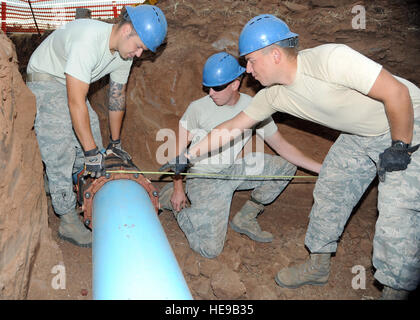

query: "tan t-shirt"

left=244, top=44, right=420, bottom=136
left=27, top=19, right=132, bottom=85
left=181, top=93, right=278, bottom=173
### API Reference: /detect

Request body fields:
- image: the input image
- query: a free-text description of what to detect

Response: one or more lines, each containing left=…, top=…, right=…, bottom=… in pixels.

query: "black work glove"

left=159, top=152, right=192, bottom=175
left=84, top=147, right=105, bottom=178
left=106, top=137, right=132, bottom=163
left=377, top=140, right=419, bottom=182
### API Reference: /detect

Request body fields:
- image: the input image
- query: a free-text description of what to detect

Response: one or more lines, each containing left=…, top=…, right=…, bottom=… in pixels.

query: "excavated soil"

left=7, top=0, right=420, bottom=301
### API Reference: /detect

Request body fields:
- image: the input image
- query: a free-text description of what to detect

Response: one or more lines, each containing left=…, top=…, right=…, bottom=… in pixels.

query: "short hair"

left=116, top=8, right=137, bottom=36
left=234, top=74, right=245, bottom=90
left=278, top=46, right=299, bottom=57
left=263, top=42, right=299, bottom=58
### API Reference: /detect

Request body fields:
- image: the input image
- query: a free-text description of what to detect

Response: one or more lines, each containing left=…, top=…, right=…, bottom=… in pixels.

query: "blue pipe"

left=92, top=179, right=193, bottom=300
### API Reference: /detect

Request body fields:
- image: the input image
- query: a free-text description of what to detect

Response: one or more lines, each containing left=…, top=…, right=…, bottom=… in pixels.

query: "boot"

left=230, top=200, right=273, bottom=243
left=159, top=183, right=174, bottom=211
left=275, top=253, right=331, bottom=289
left=58, top=209, right=92, bottom=248
left=379, top=286, right=410, bottom=300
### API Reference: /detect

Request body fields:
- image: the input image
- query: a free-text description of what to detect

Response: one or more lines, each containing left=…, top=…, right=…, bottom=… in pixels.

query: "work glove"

left=377, top=140, right=419, bottom=182
left=159, top=152, right=192, bottom=175
left=106, top=137, right=132, bottom=163
left=84, top=147, right=105, bottom=178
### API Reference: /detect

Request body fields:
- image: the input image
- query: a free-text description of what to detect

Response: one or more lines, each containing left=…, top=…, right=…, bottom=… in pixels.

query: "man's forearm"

left=109, top=111, right=125, bottom=141
left=172, top=126, right=191, bottom=191
left=108, top=80, right=126, bottom=140
left=68, top=101, right=96, bottom=151
left=368, top=69, right=414, bottom=144
left=265, top=131, right=322, bottom=174
left=188, top=122, right=240, bottom=159
left=66, top=73, right=96, bottom=151
left=187, top=112, right=257, bottom=159
left=385, top=88, right=414, bottom=144
left=173, top=176, right=184, bottom=191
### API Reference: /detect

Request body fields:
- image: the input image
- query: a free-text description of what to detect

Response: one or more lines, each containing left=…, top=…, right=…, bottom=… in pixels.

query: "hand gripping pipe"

left=91, top=179, right=192, bottom=300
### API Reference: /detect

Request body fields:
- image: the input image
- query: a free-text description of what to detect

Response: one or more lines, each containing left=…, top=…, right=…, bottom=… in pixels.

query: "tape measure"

left=106, top=170, right=317, bottom=180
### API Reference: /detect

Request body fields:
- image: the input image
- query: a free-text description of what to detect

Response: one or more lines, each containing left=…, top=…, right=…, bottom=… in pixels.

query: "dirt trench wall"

left=0, top=32, right=62, bottom=299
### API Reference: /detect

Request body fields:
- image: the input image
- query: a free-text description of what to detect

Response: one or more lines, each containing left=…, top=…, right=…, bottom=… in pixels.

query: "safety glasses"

left=205, top=81, right=232, bottom=92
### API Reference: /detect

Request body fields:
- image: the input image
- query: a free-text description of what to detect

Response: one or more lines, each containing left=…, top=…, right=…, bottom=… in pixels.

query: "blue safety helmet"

left=239, top=14, right=298, bottom=57
left=125, top=5, right=167, bottom=53
left=202, top=52, right=245, bottom=87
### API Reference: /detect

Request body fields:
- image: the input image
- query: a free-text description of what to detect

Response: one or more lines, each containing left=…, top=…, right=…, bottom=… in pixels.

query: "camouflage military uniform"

left=27, top=80, right=103, bottom=215
left=176, top=152, right=296, bottom=258
left=305, top=112, right=420, bottom=291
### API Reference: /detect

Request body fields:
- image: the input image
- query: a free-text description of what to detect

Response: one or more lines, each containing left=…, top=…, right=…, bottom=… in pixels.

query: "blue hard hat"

left=125, top=5, right=167, bottom=53
left=202, top=52, right=245, bottom=87
left=239, top=14, right=298, bottom=56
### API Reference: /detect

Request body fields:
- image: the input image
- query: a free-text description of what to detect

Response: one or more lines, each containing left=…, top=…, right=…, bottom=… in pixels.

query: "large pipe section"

left=92, top=179, right=192, bottom=300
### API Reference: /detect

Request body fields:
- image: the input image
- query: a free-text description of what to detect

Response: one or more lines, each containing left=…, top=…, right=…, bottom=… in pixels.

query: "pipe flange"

left=80, top=170, right=160, bottom=229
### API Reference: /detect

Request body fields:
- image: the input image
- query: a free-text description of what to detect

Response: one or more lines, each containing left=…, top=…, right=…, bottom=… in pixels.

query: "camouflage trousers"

left=305, top=111, right=420, bottom=291
left=177, top=153, right=296, bottom=258
left=27, top=80, right=103, bottom=215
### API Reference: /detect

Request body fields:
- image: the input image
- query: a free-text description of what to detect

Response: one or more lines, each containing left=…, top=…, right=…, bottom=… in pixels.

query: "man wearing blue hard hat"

left=26, top=5, right=167, bottom=248
left=164, top=14, right=420, bottom=299
left=159, top=52, right=321, bottom=258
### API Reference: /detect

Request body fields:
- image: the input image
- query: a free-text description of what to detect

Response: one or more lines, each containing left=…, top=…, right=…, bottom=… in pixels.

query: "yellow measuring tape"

left=105, top=170, right=317, bottom=180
